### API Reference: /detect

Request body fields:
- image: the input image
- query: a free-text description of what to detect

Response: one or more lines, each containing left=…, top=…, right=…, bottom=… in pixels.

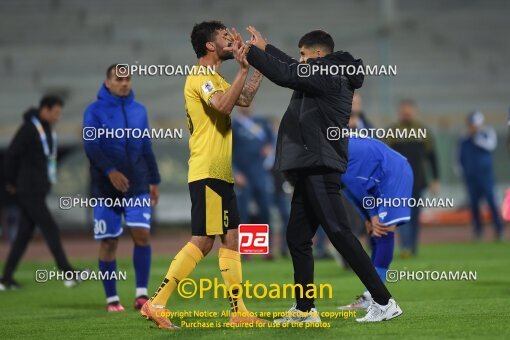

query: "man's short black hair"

left=298, top=30, right=334, bottom=53
left=191, top=21, right=227, bottom=58
left=39, top=95, right=64, bottom=110
left=106, top=63, right=119, bottom=79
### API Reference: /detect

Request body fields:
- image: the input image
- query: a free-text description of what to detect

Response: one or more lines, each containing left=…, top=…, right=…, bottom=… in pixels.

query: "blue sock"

left=374, top=232, right=394, bottom=283
left=365, top=232, right=395, bottom=290
left=375, top=266, right=388, bottom=283
left=133, top=244, right=151, bottom=297
left=98, top=259, right=118, bottom=303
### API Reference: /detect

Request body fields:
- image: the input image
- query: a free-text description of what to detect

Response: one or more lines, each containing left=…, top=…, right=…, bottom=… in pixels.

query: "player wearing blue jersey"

left=339, top=135, right=413, bottom=310
left=83, top=64, right=161, bottom=312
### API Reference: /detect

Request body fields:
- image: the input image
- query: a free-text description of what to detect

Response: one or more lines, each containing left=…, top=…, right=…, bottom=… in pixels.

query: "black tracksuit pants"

left=3, top=194, right=73, bottom=280
left=286, top=168, right=391, bottom=311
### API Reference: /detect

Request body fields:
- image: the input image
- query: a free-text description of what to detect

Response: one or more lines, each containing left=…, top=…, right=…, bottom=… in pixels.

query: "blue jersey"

left=83, top=84, right=160, bottom=198
left=343, top=136, right=413, bottom=226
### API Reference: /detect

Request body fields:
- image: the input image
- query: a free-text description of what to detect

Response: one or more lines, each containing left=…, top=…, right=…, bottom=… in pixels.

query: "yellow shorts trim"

left=205, top=185, right=223, bottom=235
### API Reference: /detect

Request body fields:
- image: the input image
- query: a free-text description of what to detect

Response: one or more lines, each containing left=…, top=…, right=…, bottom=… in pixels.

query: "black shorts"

left=188, top=178, right=240, bottom=236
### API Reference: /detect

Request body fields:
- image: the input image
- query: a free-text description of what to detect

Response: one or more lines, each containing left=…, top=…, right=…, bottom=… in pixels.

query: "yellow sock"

left=151, top=242, right=203, bottom=307
left=218, top=248, right=248, bottom=313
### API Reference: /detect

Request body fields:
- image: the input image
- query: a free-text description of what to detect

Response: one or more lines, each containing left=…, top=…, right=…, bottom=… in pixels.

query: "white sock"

left=363, top=291, right=372, bottom=299
left=106, top=295, right=120, bottom=304
left=136, top=287, right=148, bottom=297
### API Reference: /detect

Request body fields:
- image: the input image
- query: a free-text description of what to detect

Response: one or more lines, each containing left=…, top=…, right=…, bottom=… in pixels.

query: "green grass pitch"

left=1, top=242, right=509, bottom=339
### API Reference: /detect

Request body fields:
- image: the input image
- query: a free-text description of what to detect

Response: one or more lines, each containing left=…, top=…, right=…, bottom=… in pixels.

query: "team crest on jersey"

left=379, top=211, right=388, bottom=220
left=143, top=213, right=151, bottom=221
left=201, top=80, right=215, bottom=95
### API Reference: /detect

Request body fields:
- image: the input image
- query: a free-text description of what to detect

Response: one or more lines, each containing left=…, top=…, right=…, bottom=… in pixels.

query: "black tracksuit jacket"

left=247, top=44, right=364, bottom=175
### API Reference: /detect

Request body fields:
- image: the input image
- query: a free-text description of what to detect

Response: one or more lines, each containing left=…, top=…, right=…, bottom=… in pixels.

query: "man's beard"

left=219, top=51, right=234, bottom=61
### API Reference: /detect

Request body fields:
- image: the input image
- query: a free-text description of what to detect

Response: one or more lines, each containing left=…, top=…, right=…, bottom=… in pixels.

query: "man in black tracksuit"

left=0, top=96, right=77, bottom=289
left=236, top=28, right=402, bottom=322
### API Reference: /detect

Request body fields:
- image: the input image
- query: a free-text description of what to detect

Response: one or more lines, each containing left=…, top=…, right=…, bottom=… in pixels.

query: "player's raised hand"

left=225, top=27, right=235, bottom=43
left=232, top=29, right=249, bottom=69
left=231, top=28, right=247, bottom=50
left=234, top=44, right=250, bottom=69
left=223, top=28, right=235, bottom=53
left=246, top=26, right=267, bottom=51
left=224, top=28, right=247, bottom=58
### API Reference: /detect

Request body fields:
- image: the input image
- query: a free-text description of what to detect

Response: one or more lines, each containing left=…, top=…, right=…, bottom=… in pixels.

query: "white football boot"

left=274, top=303, right=321, bottom=323
left=356, top=298, right=402, bottom=322
left=339, top=291, right=373, bottom=310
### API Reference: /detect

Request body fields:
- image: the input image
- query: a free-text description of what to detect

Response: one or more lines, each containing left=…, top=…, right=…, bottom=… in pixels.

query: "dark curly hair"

left=191, top=21, right=227, bottom=58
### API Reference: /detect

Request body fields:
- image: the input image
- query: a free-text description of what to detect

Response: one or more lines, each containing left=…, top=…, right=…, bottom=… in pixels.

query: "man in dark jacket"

left=386, top=99, right=439, bottom=257
left=83, top=64, right=160, bottom=311
left=1, top=96, right=78, bottom=290
left=235, top=27, right=401, bottom=323
left=459, top=111, right=502, bottom=240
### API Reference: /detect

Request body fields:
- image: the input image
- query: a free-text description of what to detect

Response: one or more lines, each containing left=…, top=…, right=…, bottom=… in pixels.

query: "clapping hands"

left=224, top=26, right=268, bottom=68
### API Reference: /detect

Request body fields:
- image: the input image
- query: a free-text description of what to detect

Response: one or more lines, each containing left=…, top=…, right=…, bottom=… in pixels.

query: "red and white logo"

left=238, top=224, right=269, bottom=254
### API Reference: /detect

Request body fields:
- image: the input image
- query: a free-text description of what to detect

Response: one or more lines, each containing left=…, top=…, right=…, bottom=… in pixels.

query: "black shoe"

left=0, top=277, right=21, bottom=290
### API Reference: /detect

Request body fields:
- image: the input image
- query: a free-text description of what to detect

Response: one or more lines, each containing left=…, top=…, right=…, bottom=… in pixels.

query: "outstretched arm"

left=236, top=70, right=263, bottom=107
left=246, top=45, right=328, bottom=94
left=209, top=67, right=248, bottom=114
left=265, top=44, right=298, bottom=64
left=210, top=28, right=250, bottom=114
left=246, top=26, right=297, bottom=64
